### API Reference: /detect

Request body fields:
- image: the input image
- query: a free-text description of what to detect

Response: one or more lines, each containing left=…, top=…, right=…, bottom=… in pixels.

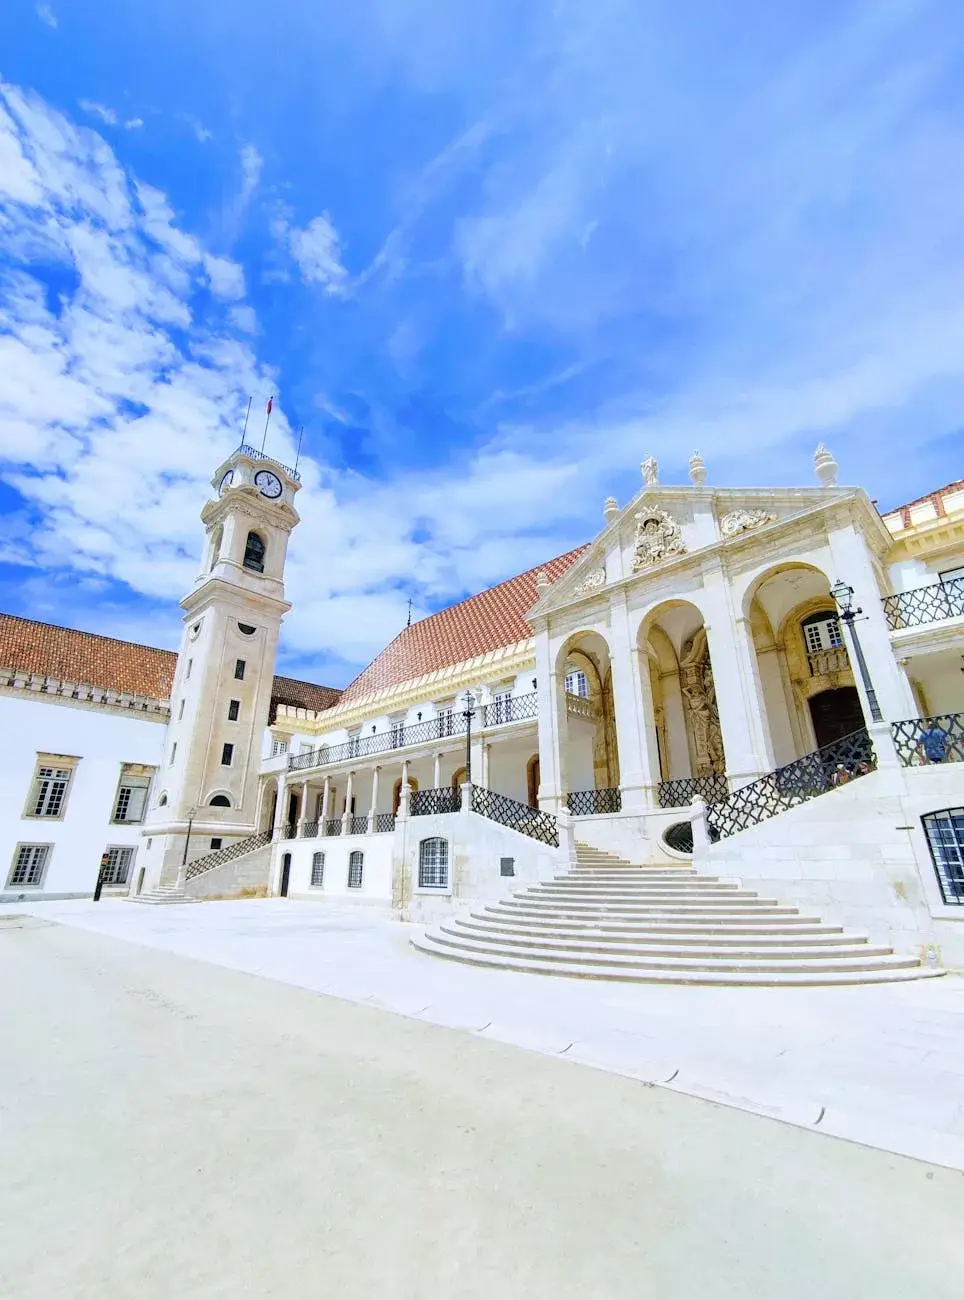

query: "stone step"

left=459, top=916, right=860, bottom=945
left=131, top=884, right=195, bottom=905
left=440, top=924, right=886, bottom=961
left=533, top=883, right=747, bottom=896
left=497, top=898, right=796, bottom=916
left=486, top=902, right=823, bottom=923
left=411, top=933, right=941, bottom=987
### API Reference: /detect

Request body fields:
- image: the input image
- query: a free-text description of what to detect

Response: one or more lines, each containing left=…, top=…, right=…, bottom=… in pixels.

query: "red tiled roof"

left=339, top=545, right=589, bottom=704
left=880, top=480, right=964, bottom=527
left=0, top=613, right=340, bottom=715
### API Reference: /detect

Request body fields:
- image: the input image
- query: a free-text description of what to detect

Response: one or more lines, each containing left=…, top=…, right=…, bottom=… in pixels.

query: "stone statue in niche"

left=641, top=456, right=659, bottom=487
left=720, top=507, right=777, bottom=538
left=679, top=628, right=725, bottom=776
left=632, top=507, right=686, bottom=570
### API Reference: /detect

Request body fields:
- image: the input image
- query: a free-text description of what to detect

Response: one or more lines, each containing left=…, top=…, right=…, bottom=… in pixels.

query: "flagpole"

left=293, top=426, right=304, bottom=474
left=260, top=396, right=274, bottom=454
left=240, top=395, right=252, bottom=447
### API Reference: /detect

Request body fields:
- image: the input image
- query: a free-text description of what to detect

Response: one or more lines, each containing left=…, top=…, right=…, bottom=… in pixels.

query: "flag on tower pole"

left=260, top=396, right=274, bottom=453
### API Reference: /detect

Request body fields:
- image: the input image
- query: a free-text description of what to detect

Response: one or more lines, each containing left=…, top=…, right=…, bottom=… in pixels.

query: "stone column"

left=368, top=766, right=380, bottom=833
left=481, top=742, right=491, bottom=789
left=296, top=779, right=309, bottom=838
left=702, top=575, right=774, bottom=786
left=272, top=773, right=286, bottom=840
left=321, top=775, right=330, bottom=828
left=342, top=770, right=353, bottom=834
left=433, top=752, right=441, bottom=789
left=610, top=594, right=659, bottom=810
left=535, top=625, right=566, bottom=814
left=827, top=524, right=918, bottom=721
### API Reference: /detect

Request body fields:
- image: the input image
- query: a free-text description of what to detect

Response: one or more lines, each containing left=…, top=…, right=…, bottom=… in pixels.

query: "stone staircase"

left=411, top=843, right=943, bottom=986
left=132, top=881, right=196, bottom=906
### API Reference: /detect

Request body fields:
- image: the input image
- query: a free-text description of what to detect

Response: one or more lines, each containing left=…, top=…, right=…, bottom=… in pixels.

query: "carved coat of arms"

left=720, top=508, right=777, bottom=538
left=632, top=507, right=686, bottom=570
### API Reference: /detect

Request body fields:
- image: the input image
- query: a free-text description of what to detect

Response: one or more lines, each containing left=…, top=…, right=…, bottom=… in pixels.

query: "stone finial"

left=603, top=495, right=619, bottom=523
left=641, top=456, right=659, bottom=487
left=814, top=443, right=839, bottom=487
left=688, top=451, right=707, bottom=488
left=535, top=568, right=551, bottom=595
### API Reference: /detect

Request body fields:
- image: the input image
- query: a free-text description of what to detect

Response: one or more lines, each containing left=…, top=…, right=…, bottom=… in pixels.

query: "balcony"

left=883, top=578, right=964, bottom=631
left=289, top=692, right=539, bottom=773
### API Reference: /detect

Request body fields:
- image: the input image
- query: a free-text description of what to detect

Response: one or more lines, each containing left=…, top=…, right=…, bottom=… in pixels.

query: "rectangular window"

left=311, top=851, right=325, bottom=887
left=234, top=659, right=246, bottom=681
left=210, top=837, right=223, bottom=851
left=270, top=736, right=289, bottom=757
left=565, top=670, right=589, bottom=698
left=178, top=699, right=185, bottom=721
left=347, top=732, right=361, bottom=758
left=186, top=659, right=193, bottom=680
left=922, top=808, right=964, bottom=905
left=169, top=743, right=177, bottom=765
left=347, top=850, right=364, bottom=889
left=390, top=719, right=405, bottom=748
left=221, top=743, right=234, bottom=766
left=491, top=690, right=512, bottom=725
left=25, top=758, right=76, bottom=819
left=112, top=765, right=152, bottom=824
left=804, top=616, right=843, bottom=654
left=228, top=699, right=240, bottom=721
left=436, top=706, right=454, bottom=737
left=7, top=843, right=51, bottom=889
left=101, top=846, right=135, bottom=886
left=418, top=837, right=449, bottom=889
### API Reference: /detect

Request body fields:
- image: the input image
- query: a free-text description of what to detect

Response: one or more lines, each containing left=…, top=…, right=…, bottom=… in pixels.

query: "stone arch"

left=553, top=629, right=620, bottom=794
left=207, top=792, right=232, bottom=808
left=526, top=753, right=540, bottom=808
left=243, top=529, right=266, bottom=573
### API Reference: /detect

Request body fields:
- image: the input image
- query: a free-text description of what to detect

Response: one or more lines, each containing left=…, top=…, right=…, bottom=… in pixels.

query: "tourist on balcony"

left=918, top=722, right=949, bottom=764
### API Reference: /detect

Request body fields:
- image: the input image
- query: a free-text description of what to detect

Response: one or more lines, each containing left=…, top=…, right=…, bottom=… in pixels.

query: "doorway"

left=526, top=755, right=540, bottom=808
left=279, top=852, right=291, bottom=897
left=808, top=687, right=864, bottom=749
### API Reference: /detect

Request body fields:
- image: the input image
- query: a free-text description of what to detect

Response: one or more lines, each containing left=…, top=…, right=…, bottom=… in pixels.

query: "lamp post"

left=831, top=579, right=883, bottom=724
left=461, top=691, right=477, bottom=786
left=181, top=806, right=198, bottom=867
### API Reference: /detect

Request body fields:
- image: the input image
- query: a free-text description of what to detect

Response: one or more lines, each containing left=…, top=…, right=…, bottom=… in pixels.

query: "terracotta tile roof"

left=880, top=480, right=964, bottom=527
left=0, top=613, right=340, bottom=715
left=340, top=545, right=589, bottom=704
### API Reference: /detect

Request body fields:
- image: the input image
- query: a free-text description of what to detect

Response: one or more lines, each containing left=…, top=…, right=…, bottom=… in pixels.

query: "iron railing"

left=348, top=815, right=369, bottom=836
left=185, top=830, right=272, bottom=880
left=891, top=714, right=964, bottom=766
left=663, top=822, right=695, bottom=855
left=482, top=693, right=539, bottom=727
left=658, top=775, right=729, bottom=808
left=470, top=786, right=559, bottom=847
left=302, top=820, right=319, bottom=838
left=374, top=813, right=396, bottom=834
left=323, top=818, right=343, bottom=837
left=706, top=728, right=876, bottom=840
left=281, top=821, right=297, bottom=840
left=411, top=787, right=463, bottom=816
left=882, top=578, right=964, bottom=630
left=567, top=787, right=622, bottom=815
left=236, top=442, right=301, bottom=483
left=921, top=808, right=964, bottom=905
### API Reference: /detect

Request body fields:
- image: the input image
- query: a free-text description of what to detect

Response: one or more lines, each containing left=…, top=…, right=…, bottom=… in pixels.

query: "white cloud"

left=124, top=118, right=144, bottom=131
left=229, top=304, right=258, bottom=334
left=203, top=253, right=246, bottom=300
left=79, top=99, right=118, bottom=126
left=288, top=212, right=349, bottom=293
left=36, top=3, right=57, bottom=28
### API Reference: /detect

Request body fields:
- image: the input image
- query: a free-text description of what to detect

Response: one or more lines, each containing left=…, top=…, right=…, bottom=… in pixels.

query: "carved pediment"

left=573, top=566, right=607, bottom=596
left=632, top=507, right=686, bottom=570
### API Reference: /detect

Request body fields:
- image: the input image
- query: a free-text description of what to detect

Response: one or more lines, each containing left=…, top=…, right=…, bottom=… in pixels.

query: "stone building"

left=2, top=442, right=963, bottom=980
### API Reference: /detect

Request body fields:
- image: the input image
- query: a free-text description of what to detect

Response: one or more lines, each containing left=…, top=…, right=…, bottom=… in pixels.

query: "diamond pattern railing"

left=280, top=822, right=297, bottom=841
left=322, top=818, right=343, bottom=837
left=891, top=714, right=964, bottom=767
left=411, top=787, right=463, bottom=816
left=658, top=775, right=729, bottom=809
left=348, top=815, right=369, bottom=836
left=706, top=729, right=876, bottom=840
left=289, top=694, right=539, bottom=772
left=470, top=786, right=559, bottom=847
left=374, top=813, right=396, bottom=834
left=302, top=821, right=319, bottom=838
left=185, top=830, right=272, bottom=880
left=566, top=787, right=622, bottom=816
left=882, top=578, right=964, bottom=630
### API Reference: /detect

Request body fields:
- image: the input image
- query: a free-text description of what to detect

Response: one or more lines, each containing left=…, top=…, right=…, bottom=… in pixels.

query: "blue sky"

left=1, top=0, right=963, bottom=687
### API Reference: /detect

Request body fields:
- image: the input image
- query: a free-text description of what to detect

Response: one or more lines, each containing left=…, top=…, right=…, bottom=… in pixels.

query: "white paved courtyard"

left=7, top=897, right=964, bottom=1170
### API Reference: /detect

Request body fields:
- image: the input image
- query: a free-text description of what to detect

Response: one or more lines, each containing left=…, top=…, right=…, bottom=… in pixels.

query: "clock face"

left=218, top=470, right=234, bottom=496
left=254, top=470, right=283, bottom=499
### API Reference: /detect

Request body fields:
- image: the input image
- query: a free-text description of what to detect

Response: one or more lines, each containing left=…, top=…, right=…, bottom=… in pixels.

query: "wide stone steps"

left=132, top=883, right=195, bottom=906
left=412, top=842, right=941, bottom=986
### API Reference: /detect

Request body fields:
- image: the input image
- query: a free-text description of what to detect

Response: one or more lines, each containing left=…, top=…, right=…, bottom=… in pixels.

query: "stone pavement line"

left=6, top=898, right=964, bottom=1173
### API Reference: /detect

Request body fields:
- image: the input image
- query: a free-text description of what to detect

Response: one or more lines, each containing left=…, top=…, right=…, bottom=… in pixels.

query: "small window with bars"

left=922, top=808, right=964, bottom=904
left=112, top=766, right=152, bottom=824
left=228, top=699, right=240, bottom=721
left=565, top=669, right=589, bottom=698
left=221, top=743, right=234, bottom=766
left=311, top=851, right=325, bottom=887
left=491, top=690, right=513, bottom=725
left=8, top=843, right=51, bottom=888
left=418, top=837, right=449, bottom=889
left=101, top=845, right=135, bottom=886
left=390, top=718, right=405, bottom=748
left=436, top=706, right=454, bottom=737
left=347, top=850, right=364, bottom=889
left=802, top=613, right=843, bottom=655
left=25, top=759, right=76, bottom=819
left=347, top=733, right=361, bottom=758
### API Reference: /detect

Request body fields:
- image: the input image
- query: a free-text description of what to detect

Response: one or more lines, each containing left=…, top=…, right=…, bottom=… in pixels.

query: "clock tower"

left=141, top=446, right=301, bottom=888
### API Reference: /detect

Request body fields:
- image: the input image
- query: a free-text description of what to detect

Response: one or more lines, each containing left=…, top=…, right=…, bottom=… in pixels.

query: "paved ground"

left=9, top=898, right=964, bottom=1170
left=1, top=912, right=963, bottom=1300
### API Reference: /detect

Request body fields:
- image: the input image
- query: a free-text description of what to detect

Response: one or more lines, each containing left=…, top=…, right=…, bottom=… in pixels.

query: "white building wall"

left=0, top=694, right=164, bottom=899
left=275, top=831, right=394, bottom=907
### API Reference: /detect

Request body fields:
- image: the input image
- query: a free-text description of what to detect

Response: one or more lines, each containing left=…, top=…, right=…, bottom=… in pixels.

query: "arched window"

left=157, top=793, right=168, bottom=807
left=311, top=851, right=325, bottom=887
left=347, top=850, right=364, bottom=889
left=209, top=524, right=223, bottom=571
left=419, top=837, right=449, bottom=890
left=209, top=794, right=231, bottom=807
left=243, top=531, right=266, bottom=573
